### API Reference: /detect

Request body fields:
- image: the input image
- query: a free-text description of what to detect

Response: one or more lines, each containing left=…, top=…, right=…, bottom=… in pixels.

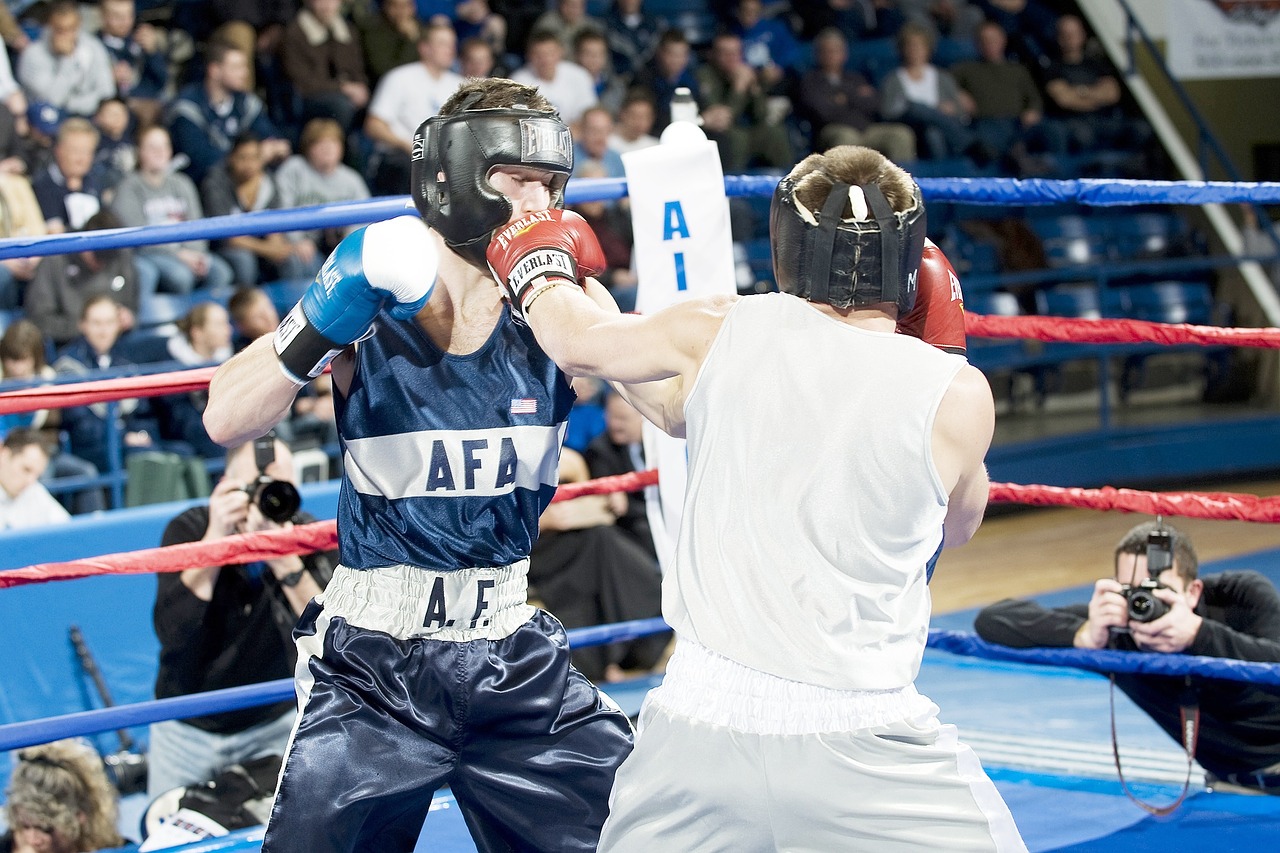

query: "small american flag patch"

left=510, top=398, right=538, bottom=414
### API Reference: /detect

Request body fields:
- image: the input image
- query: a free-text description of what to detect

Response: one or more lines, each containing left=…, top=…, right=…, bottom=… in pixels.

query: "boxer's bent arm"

left=933, top=364, right=995, bottom=547
left=205, top=335, right=306, bottom=446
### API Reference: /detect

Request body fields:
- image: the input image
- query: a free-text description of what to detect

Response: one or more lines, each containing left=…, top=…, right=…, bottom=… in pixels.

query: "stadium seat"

left=1035, top=282, right=1103, bottom=319
left=964, top=291, right=1039, bottom=406
left=1118, top=280, right=1215, bottom=325
left=115, top=331, right=176, bottom=365
left=1029, top=215, right=1109, bottom=268
left=851, top=37, right=899, bottom=84
left=1110, top=213, right=1187, bottom=260
left=135, top=293, right=195, bottom=332
left=0, top=308, right=18, bottom=336
left=261, top=277, right=312, bottom=316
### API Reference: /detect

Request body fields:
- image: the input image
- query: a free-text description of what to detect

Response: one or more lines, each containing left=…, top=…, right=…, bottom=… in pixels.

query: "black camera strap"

left=1109, top=674, right=1200, bottom=815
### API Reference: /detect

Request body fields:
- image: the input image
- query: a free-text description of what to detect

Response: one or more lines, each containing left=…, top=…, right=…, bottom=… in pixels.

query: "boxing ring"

left=3, top=176, right=1280, bottom=851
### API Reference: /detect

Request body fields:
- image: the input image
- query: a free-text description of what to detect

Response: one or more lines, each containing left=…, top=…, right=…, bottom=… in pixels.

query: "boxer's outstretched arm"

left=529, top=284, right=734, bottom=435
left=205, top=335, right=304, bottom=446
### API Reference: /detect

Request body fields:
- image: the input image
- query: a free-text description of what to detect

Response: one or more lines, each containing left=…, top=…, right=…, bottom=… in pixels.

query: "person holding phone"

left=976, top=520, right=1280, bottom=792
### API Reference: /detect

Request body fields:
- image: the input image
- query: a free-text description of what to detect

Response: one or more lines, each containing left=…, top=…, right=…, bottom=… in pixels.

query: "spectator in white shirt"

left=608, top=90, right=659, bottom=155
left=0, top=428, right=71, bottom=530
left=511, top=28, right=598, bottom=130
left=363, top=21, right=462, bottom=195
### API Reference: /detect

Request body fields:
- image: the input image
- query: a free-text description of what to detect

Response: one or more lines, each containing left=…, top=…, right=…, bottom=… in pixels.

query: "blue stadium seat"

left=1109, top=213, right=1186, bottom=259
left=261, top=277, right=312, bottom=316
left=1035, top=283, right=1103, bottom=319
left=1029, top=215, right=1109, bottom=268
left=0, top=308, right=18, bottom=336
left=850, top=37, right=899, bottom=84
left=933, top=37, right=977, bottom=68
left=135, top=293, right=195, bottom=331
left=1118, top=280, right=1215, bottom=325
left=115, top=331, right=177, bottom=365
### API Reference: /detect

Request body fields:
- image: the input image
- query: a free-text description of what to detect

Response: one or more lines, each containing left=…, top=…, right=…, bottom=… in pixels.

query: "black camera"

left=1122, top=579, right=1169, bottom=623
left=243, top=475, right=301, bottom=523
left=242, top=434, right=300, bottom=523
left=1121, top=528, right=1175, bottom=623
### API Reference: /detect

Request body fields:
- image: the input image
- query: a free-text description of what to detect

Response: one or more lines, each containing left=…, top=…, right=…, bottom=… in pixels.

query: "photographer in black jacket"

left=975, top=520, right=1280, bottom=792
left=148, top=435, right=335, bottom=801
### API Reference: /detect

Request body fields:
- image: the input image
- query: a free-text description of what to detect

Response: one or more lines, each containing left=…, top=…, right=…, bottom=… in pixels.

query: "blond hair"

left=4, top=739, right=122, bottom=850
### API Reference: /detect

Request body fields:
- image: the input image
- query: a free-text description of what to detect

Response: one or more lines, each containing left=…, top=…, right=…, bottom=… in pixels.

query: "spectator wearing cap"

left=17, top=2, right=115, bottom=123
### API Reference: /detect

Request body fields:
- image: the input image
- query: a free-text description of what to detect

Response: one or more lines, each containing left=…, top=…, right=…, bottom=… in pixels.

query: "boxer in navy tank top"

left=203, top=78, right=632, bottom=853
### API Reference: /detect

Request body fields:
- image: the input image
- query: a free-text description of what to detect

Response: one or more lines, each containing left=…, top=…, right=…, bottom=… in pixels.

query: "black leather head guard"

left=769, top=176, right=927, bottom=313
left=412, top=106, right=574, bottom=266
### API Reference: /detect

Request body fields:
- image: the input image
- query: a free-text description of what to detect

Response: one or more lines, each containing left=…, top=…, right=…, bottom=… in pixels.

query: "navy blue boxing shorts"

left=261, top=562, right=634, bottom=853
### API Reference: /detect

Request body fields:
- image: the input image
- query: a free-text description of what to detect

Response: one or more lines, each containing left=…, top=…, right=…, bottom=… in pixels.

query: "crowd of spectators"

left=0, top=0, right=1156, bottom=518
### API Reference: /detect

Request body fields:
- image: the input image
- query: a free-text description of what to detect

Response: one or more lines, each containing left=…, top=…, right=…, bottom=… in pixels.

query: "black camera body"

left=242, top=434, right=301, bottom=523
left=243, top=475, right=301, bottom=524
left=1122, top=579, right=1169, bottom=623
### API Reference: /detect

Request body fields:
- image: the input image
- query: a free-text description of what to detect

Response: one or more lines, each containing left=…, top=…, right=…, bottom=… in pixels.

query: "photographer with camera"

left=147, top=435, right=335, bottom=802
left=975, top=520, right=1280, bottom=792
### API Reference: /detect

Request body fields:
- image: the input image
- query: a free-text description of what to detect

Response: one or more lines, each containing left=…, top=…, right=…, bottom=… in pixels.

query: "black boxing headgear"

left=769, top=176, right=927, bottom=313
left=412, top=104, right=573, bottom=266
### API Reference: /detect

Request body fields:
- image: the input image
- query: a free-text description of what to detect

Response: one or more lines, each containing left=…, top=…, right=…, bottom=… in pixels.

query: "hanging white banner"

left=1166, top=0, right=1280, bottom=80
left=622, top=129, right=736, bottom=573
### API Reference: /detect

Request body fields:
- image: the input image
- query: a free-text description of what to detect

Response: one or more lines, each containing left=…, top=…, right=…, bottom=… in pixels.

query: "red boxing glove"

left=486, top=209, right=607, bottom=323
left=897, top=239, right=967, bottom=357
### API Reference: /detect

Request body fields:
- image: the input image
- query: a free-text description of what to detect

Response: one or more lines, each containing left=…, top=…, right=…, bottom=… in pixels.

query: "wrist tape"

left=273, top=303, right=345, bottom=385
left=506, top=248, right=577, bottom=315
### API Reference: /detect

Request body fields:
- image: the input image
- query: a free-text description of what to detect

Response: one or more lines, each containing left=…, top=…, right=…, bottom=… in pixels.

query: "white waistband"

left=319, top=562, right=535, bottom=642
left=647, top=639, right=935, bottom=735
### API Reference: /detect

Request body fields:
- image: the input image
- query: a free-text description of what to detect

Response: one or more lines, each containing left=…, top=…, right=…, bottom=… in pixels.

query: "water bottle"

left=661, top=87, right=706, bottom=145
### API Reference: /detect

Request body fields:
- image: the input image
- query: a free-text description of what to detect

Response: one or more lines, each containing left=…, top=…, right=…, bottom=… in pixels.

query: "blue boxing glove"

left=274, top=215, right=438, bottom=384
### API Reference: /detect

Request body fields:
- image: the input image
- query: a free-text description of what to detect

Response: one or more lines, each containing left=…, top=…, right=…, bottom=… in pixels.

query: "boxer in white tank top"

left=489, top=145, right=1027, bottom=851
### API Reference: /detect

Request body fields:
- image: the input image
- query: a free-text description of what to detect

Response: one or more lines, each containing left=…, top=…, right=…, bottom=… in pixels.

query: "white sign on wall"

left=1167, top=0, right=1280, bottom=80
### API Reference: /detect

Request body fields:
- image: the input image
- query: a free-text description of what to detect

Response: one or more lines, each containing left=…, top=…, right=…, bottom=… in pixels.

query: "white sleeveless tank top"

left=666, top=293, right=966, bottom=691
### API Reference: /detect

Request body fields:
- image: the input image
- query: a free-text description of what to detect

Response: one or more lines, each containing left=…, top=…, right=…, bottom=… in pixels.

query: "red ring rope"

left=2, top=315, right=1278, bottom=590
left=2, top=474, right=1277, bottom=591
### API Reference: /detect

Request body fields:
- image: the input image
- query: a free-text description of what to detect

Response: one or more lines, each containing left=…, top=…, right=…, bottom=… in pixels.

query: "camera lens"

left=254, top=480, right=301, bottom=523
left=1127, top=590, right=1169, bottom=623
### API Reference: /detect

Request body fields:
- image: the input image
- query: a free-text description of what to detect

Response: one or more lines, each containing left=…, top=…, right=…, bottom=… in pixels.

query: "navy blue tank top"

left=333, top=308, right=575, bottom=570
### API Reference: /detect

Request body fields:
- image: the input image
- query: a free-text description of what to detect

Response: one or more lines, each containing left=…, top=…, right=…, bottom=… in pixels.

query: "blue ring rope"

left=2, top=176, right=1279, bottom=261
left=7, top=620, right=1280, bottom=753
left=0, top=617, right=671, bottom=751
